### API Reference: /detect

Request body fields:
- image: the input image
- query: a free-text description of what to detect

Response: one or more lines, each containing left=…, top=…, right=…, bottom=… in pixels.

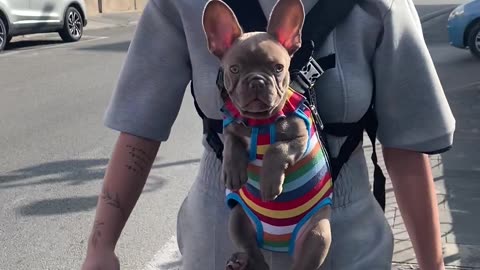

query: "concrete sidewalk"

left=364, top=82, right=480, bottom=270
left=85, top=11, right=141, bottom=31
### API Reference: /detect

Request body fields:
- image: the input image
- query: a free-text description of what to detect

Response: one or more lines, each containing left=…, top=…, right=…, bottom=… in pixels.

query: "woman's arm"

left=81, top=0, right=192, bottom=268
left=83, top=133, right=160, bottom=260
left=383, top=147, right=445, bottom=270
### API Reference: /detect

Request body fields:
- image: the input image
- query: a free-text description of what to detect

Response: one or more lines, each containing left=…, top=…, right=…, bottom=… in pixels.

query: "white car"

left=0, top=0, right=87, bottom=51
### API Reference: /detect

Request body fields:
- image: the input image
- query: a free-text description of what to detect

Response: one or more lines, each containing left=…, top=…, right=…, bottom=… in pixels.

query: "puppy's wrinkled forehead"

left=224, top=33, right=290, bottom=68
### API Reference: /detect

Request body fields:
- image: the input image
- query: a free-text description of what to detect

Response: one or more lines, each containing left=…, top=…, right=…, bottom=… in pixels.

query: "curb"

left=84, top=20, right=138, bottom=31
left=420, top=6, right=456, bottom=23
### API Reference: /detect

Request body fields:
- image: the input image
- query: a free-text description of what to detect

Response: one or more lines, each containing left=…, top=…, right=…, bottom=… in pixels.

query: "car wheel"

left=0, top=16, right=7, bottom=51
left=468, top=22, right=480, bottom=59
left=59, top=7, right=83, bottom=42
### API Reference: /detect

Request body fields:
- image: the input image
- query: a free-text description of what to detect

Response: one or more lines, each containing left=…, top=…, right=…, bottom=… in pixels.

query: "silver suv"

left=0, top=0, right=87, bottom=51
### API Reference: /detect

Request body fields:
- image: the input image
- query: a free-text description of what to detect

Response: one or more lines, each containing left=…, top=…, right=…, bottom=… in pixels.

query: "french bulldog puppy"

left=202, top=0, right=333, bottom=269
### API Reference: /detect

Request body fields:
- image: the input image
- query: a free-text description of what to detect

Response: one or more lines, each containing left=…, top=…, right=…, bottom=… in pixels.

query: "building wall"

left=85, top=0, right=146, bottom=15
left=135, top=0, right=149, bottom=10
left=84, top=0, right=100, bottom=15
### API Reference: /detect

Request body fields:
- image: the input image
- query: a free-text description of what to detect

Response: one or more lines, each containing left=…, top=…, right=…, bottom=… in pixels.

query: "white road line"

left=0, top=36, right=109, bottom=57
left=143, top=236, right=182, bottom=270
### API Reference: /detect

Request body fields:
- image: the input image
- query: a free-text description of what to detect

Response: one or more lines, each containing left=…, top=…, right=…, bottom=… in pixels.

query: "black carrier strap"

left=190, top=84, right=224, bottom=160
left=192, top=0, right=387, bottom=211
left=324, top=100, right=387, bottom=211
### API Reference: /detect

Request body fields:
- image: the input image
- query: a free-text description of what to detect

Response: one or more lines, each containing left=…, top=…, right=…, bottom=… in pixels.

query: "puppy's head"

left=202, top=0, right=305, bottom=119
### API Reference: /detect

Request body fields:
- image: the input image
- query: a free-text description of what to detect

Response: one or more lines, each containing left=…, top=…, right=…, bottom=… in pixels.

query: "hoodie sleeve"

left=103, top=0, right=191, bottom=142
left=372, top=0, right=456, bottom=153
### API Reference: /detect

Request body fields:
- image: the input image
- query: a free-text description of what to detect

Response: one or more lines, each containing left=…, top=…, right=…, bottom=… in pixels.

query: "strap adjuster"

left=308, top=103, right=324, bottom=131
left=293, top=57, right=324, bottom=91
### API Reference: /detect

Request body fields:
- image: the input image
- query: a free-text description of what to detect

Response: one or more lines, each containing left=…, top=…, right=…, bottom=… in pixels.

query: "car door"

left=27, top=0, right=63, bottom=24
left=4, top=0, right=29, bottom=24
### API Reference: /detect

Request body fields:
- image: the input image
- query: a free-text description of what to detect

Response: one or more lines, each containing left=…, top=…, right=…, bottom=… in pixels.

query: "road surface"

left=0, top=2, right=478, bottom=269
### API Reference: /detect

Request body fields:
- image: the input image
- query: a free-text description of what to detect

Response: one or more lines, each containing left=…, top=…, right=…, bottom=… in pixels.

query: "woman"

left=81, top=0, right=456, bottom=269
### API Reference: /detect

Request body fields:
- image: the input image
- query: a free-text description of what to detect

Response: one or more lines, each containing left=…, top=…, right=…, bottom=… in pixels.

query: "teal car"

left=447, top=0, right=480, bottom=58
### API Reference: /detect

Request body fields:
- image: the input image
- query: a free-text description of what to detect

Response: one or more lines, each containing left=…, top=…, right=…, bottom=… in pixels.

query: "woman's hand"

left=81, top=248, right=120, bottom=270
left=383, top=147, right=445, bottom=270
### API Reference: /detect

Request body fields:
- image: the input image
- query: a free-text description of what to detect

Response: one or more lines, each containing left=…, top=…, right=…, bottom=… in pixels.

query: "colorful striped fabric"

left=222, top=88, right=333, bottom=255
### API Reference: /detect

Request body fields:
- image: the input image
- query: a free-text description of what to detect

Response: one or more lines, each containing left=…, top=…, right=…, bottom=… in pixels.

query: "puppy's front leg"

left=222, top=127, right=249, bottom=190
left=260, top=117, right=308, bottom=201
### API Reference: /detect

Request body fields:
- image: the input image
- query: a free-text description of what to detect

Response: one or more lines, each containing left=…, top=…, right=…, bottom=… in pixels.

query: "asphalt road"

left=0, top=25, right=203, bottom=269
left=0, top=2, right=479, bottom=270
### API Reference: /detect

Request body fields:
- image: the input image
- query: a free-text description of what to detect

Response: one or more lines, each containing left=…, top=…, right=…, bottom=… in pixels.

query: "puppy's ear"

left=267, top=0, right=305, bottom=56
left=202, top=0, right=243, bottom=59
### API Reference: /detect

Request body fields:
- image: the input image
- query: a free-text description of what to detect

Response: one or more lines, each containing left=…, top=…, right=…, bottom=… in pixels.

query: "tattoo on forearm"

left=101, top=188, right=126, bottom=219
left=125, top=144, right=153, bottom=176
left=91, top=220, right=104, bottom=247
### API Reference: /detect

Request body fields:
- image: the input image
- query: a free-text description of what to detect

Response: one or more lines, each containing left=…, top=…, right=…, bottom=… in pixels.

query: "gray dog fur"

left=202, top=0, right=332, bottom=269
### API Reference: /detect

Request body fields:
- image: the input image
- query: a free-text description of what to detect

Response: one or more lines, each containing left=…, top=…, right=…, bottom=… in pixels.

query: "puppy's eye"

left=230, top=65, right=240, bottom=74
left=274, top=64, right=284, bottom=73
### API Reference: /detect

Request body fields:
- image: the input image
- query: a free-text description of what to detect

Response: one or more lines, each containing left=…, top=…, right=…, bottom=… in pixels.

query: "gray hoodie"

left=104, top=0, right=455, bottom=268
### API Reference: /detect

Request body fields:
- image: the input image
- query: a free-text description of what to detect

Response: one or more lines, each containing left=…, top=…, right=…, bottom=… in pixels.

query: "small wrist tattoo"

left=91, top=220, right=105, bottom=247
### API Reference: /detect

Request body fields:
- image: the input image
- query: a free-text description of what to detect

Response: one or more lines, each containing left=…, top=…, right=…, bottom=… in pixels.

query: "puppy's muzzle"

left=248, top=75, right=267, bottom=91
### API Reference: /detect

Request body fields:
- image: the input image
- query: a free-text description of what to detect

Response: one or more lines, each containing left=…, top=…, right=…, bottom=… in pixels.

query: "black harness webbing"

left=191, top=0, right=387, bottom=211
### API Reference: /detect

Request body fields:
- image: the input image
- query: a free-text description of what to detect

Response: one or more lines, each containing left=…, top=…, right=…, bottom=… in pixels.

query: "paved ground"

left=0, top=2, right=479, bottom=270
left=367, top=80, right=480, bottom=270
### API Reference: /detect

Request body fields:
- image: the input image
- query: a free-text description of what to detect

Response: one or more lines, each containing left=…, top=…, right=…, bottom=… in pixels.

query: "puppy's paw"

left=223, top=153, right=249, bottom=191
left=225, top=252, right=269, bottom=270
left=226, top=253, right=248, bottom=270
left=260, top=168, right=285, bottom=201
left=260, top=180, right=283, bottom=202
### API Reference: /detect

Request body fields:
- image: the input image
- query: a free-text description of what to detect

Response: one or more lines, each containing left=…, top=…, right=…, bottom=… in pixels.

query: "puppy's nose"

left=248, top=78, right=266, bottom=91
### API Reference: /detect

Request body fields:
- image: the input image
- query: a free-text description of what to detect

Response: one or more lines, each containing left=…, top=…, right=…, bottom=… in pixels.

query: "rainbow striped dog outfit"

left=221, top=88, right=333, bottom=255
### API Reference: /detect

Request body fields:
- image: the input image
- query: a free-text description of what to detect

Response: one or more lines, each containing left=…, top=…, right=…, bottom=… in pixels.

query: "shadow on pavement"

left=76, top=41, right=131, bottom=52
left=0, top=157, right=200, bottom=216
left=18, top=195, right=99, bottom=216
left=0, top=159, right=109, bottom=189
left=5, top=39, right=65, bottom=51
left=0, top=157, right=199, bottom=190
left=12, top=176, right=168, bottom=216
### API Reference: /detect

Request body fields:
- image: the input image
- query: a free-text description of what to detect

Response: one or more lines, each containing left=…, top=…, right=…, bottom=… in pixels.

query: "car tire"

left=0, top=16, right=7, bottom=52
left=59, top=7, right=83, bottom=42
left=467, top=22, right=480, bottom=59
